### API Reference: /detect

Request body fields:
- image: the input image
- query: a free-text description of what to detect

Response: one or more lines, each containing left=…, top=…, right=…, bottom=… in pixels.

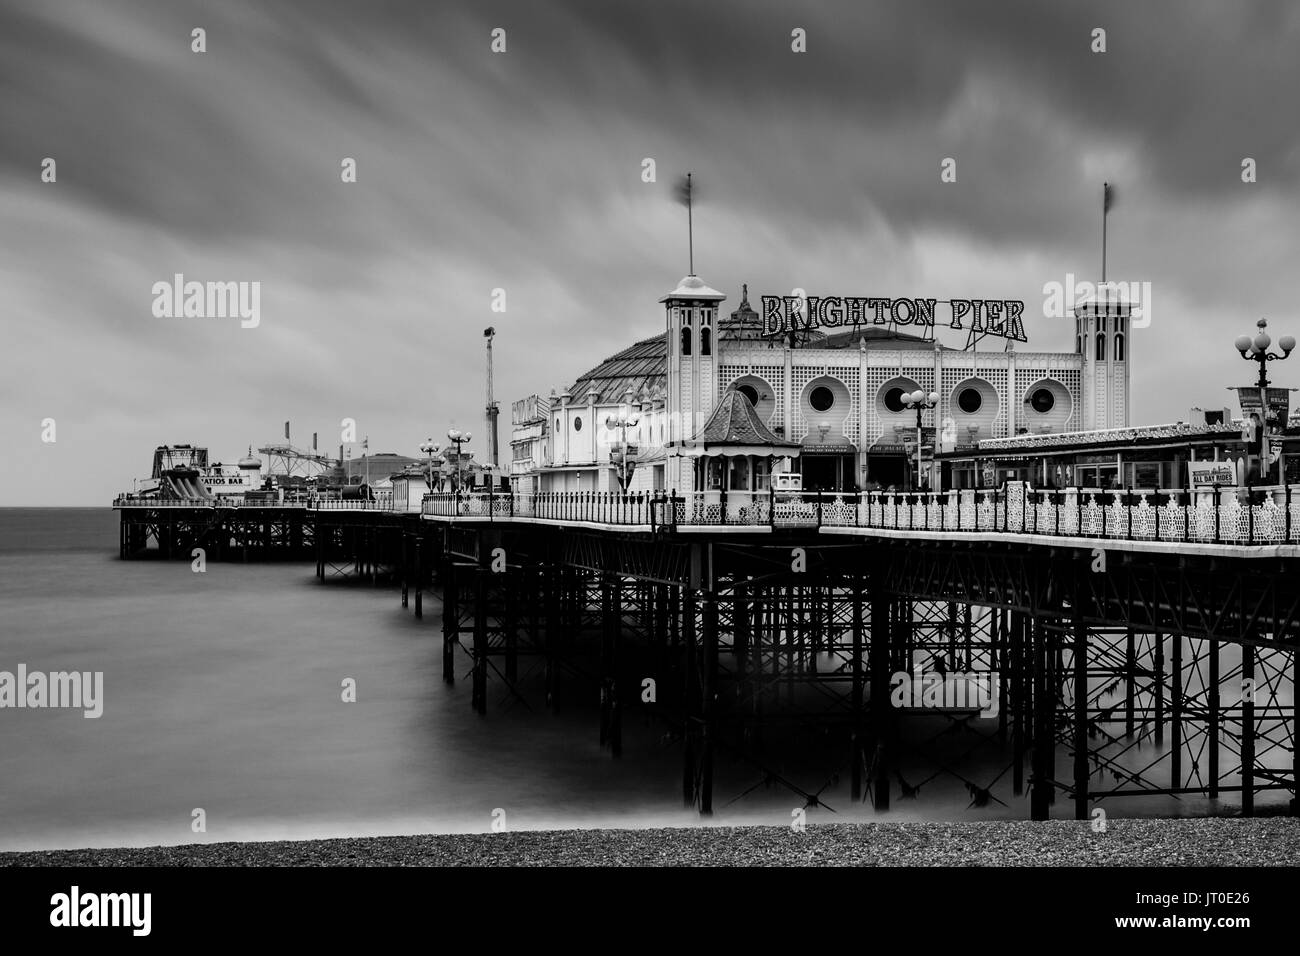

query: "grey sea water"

left=0, top=509, right=701, bottom=850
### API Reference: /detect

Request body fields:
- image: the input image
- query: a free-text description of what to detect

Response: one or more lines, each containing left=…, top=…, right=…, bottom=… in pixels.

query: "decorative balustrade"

left=113, top=496, right=310, bottom=509
left=419, top=483, right=1300, bottom=546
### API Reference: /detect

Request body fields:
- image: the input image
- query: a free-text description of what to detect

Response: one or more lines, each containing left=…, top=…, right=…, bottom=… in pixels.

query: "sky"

left=3, top=0, right=1299, bottom=505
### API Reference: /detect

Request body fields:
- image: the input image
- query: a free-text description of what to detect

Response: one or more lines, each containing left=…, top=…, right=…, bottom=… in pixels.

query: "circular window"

left=574, top=416, right=583, bottom=431
left=810, top=386, right=835, bottom=412
left=1030, top=388, right=1055, bottom=413
left=957, top=387, right=983, bottom=414
left=736, top=384, right=759, bottom=407
left=884, top=387, right=907, bottom=413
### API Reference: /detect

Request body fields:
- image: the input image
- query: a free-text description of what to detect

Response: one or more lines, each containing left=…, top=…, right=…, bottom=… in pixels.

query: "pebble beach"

left=4, top=818, right=1298, bottom=867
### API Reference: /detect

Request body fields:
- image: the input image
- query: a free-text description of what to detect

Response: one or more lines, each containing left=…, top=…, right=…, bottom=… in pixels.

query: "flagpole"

left=687, top=172, right=694, bottom=275
left=1101, top=181, right=1108, bottom=284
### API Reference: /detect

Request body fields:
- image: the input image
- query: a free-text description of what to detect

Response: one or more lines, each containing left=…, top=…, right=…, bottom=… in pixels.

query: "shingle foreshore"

left=4, top=818, right=1298, bottom=867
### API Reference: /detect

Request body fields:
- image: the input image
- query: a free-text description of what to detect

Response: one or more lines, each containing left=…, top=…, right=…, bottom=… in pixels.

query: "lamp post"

left=419, top=439, right=441, bottom=491
left=606, top=403, right=641, bottom=493
left=903, top=389, right=939, bottom=490
left=1235, top=318, right=1294, bottom=391
left=447, top=428, right=472, bottom=493
left=1235, top=318, right=1294, bottom=485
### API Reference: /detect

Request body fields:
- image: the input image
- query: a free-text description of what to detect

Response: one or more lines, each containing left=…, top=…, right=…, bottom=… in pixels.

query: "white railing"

left=113, top=496, right=310, bottom=509
left=418, top=483, right=1300, bottom=546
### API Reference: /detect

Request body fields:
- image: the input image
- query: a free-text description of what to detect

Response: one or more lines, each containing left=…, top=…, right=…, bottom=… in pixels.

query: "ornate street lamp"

left=1234, top=318, right=1294, bottom=485
left=419, top=438, right=442, bottom=491
left=903, top=389, right=939, bottom=490
left=606, top=403, right=641, bottom=493
left=1235, top=318, right=1294, bottom=390
left=446, top=428, right=472, bottom=493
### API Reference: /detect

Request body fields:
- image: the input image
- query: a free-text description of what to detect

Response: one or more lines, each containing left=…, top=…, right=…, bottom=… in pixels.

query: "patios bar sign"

left=760, top=295, right=1027, bottom=342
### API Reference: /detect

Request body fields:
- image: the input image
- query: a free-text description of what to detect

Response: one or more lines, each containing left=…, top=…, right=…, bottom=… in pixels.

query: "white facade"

left=509, top=275, right=1126, bottom=494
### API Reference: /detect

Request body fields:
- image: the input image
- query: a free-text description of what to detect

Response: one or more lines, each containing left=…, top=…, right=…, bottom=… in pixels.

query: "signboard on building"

left=759, top=295, right=1027, bottom=342
left=1187, top=460, right=1237, bottom=487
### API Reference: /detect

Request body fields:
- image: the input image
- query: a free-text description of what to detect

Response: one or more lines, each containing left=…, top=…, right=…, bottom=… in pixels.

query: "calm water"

left=0, top=509, right=1271, bottom=851
left=0, top=509, right=841, bottom=850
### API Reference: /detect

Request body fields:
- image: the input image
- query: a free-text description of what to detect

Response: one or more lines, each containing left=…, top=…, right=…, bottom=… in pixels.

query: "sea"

left=0, top=508, right=1274, bottom=851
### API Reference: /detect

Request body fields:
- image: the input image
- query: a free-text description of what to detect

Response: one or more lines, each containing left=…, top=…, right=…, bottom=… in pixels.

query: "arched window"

left=1076, top=335, right=1083, bottom=355
left=700, top=326, right=711, bottom=356
left=1095, top=333, right=1106, bottom=361
left=681, top=327, right=692, bottom=356
left=1114, top=333, right=1125, bottom=361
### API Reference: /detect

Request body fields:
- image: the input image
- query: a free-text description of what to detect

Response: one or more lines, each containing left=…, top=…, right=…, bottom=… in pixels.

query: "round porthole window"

left=884, top=387, right=906, bottom=413
left=1030, top=388, right=1055, bottom=413
left=737, top=384, right=759, bottom=407
left=810, top=386, right=835, bottom=412
left=958, top=387, right=983, bottom=414
left=574, top=416, right=583, bottom=431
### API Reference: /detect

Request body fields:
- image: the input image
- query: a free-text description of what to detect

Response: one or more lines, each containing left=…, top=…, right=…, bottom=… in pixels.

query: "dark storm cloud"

left=2, top=0, right=1298, bottom=504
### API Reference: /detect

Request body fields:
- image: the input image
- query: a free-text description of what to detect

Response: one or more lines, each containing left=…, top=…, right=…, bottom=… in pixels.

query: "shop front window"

left=707, top=458, right=724, bottom=490
left=729, top=457, right=750, bottom=491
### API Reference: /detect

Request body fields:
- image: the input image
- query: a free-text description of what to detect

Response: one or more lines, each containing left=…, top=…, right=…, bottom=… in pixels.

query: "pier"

left=113, top=485, right=1300, bottom=821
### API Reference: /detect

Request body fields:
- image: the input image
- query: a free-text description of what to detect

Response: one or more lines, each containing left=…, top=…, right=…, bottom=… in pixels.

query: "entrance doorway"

left=801, top=454, right=852, bottom=492
left=865, top=454, right=906, bottom=490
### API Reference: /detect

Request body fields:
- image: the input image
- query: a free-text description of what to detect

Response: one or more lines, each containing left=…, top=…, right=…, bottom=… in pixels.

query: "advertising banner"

left=1187, top=460, right=1237, bottom=487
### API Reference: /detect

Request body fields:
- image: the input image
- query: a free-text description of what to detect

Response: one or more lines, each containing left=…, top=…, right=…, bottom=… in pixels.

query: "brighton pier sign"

left=760, top=294, right=1027, bottom=343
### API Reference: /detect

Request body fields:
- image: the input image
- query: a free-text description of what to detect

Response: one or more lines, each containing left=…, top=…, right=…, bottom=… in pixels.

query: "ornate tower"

left=1076, top=289, right=1131, bottom=431
left=662, top=274, right=725, bottom=490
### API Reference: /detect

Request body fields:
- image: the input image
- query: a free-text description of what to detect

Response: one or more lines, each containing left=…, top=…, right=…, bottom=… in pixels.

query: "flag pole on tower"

left=1102, top=182, right=1114, bottom=284
left=676, top=172, right=694, bottom=275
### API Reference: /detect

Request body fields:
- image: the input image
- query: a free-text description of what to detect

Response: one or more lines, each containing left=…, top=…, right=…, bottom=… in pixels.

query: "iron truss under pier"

left=421, top=511, right=1298, bottom=821
left=114, top=497, right=1299, bottom=820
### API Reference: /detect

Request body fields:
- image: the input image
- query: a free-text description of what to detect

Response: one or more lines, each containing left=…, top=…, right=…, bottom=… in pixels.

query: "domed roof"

left=567, top=334, right=666, bottom=405
left=659, top=274, right=726, bottom=302
left=237, top=446, right=262, bottom=469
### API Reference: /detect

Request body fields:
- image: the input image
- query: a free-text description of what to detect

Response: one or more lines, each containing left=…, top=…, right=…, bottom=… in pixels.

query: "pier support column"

left=1011, top=611, right=1026, bottom=797
left=414, top=538, right=423, bottom=620
left=681, top=585, right=698, bottom=808
left=544, top=566, right=560, bottom=711
left=503, top=566, right=518, bottom=687
left=869, top=589, right=891, bottom=811
left=850, top=582, right=865, bottom=803
left=1241, top=639, right=1255, bottom=817
left=1124, top=629, right=1136, bottom=739
left=1154, top=632, right=1165, bottom=746
left=699, top=588, right=718, bottom=816
left=599, top=572, right=620, bottom=755
left=1072, top=584, right=1089, bottom=821
left=472, top=565, right=488, bottom=715
left=401, top=533, right=408, bottom=608
left=1171, top=632, right=1183, bottom=794
left=442, top=556, right=458, bottom=684
left=1209, top=639, right=1220, bottom=799
left=1030, top=617, right=1054, bottom=821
